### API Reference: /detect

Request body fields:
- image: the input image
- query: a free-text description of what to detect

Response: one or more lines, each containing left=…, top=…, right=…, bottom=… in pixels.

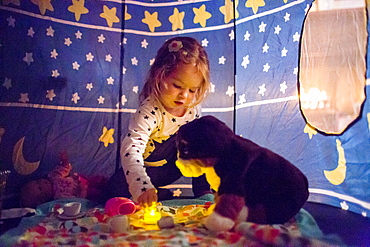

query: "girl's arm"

left=120, top=99, right=161, bottom=203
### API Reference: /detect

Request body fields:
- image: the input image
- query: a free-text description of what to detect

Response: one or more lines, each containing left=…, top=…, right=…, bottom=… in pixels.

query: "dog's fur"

left=176, top=116, right=309, bottom=230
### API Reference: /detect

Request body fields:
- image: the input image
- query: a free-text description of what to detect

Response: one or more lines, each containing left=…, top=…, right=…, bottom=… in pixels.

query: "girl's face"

left=160, top=63, right=203, bottom=117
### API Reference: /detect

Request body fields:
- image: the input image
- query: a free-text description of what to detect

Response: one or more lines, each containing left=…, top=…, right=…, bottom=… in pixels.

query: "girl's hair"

left=140, top=37, right=211, bottom=107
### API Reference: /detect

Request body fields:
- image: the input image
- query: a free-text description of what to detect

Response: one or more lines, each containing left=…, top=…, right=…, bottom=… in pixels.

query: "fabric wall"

left=0, top=0, right=369, bottom=217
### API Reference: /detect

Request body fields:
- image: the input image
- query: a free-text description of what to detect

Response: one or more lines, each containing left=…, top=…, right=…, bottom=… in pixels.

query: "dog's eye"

left=179, top=140, right=189, bottom=155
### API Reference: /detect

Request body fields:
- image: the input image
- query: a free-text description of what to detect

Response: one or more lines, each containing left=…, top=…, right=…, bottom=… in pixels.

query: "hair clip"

left=168, top=40, right=183, bottom=52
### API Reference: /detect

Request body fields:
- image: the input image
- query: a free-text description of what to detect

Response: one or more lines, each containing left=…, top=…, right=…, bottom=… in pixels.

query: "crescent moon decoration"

left=324, top=139, right=347, bottom=185
left=12, top=137, right=40, bottom=175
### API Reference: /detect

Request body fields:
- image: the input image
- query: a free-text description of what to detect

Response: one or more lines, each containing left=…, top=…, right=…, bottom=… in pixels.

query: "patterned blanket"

left=1, top=198, right=340, bottom=246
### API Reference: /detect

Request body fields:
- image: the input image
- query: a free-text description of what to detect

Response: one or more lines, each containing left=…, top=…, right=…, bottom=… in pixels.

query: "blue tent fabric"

left=0, top=0, right=369, bottom=219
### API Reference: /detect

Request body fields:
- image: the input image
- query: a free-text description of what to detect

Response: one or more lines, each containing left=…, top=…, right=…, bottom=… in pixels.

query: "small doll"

left=20, top=152, right=107, bottom=208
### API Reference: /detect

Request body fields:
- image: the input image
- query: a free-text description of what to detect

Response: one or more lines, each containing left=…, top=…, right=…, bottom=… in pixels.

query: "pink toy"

left=104, top=197, right=137, bottom=216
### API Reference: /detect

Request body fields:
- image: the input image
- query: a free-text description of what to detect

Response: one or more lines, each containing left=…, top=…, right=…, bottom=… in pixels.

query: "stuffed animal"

left=176, top=115, right=309, bottom=232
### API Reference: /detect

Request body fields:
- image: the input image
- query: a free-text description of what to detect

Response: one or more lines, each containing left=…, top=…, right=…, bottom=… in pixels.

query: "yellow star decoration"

left=283, top=0, right=288, bottom=3
left=219, top=0, right=239, bottom=24
left=68, top=0, right=89, bottom=22
left=31, top=0, right=54, bottom=15
left=173, top=188, right=182, bottom=197
left=99, top=127, right=115, bottom=147
left=169, top=8, right=185, bottom=31
left=245, top=0, right=266, bottom=14
left=303, top=124, right=317, bottom=139
left=142, top=11, right=162, bottom=32
left=100, top=5, right=120, bottom=28
left=193, top=4, right=212, bottom=28
left=124, top=5, right=131, bottom=21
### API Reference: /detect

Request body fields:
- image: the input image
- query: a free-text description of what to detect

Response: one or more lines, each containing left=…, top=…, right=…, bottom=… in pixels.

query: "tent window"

left=299, top=0, right=367, bottom=134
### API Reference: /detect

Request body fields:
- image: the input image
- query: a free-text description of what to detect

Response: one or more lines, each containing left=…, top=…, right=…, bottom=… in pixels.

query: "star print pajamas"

left=107, top=97, right=211, bottom=202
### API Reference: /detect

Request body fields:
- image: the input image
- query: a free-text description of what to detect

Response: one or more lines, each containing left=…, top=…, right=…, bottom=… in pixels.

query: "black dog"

left=176, top=116, right=309, bottom=230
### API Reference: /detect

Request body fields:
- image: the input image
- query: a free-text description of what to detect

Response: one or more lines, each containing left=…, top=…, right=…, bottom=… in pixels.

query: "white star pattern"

left=226, top=86, right=234, bottom=97
left=259, top=22, right=267, bottom=32
left=241, top=55, right=250, bottom=69
left=50, top=49, right=58, bottom=59
left=201, top=38, right=209, bottom=47
left=131, top=57, right=138, bottom=65
left=105, top=54, right=112, bottom=62
left=238, top=94, right=246, bottom=104
left=28, top=27, right=35, bottom=37
left=71, top=92, right=80, bottom=104
left=244, top=31, right=251, bottom=41
left=64, top=38, right=72, bottom=46
left=72, top=61, right=80, bottom=70
left=274, top=25, right=281, bottom=34
left=263, top=63, right=270, bottom=72
left=293, top=67, right=298, bottom=75
left=141, top=39, right=148, bottom=48
left=121, top=95, right=128, bottom=106
left=229, top=30, right=235, bottom=40
left=75, top=30, right=82, bottom=39
left=19, top=93, right=29, bottom=103
left=23, top=53, right=34, bottom=65
left=281, top=47, right=288, bottom=57
left=86, top=52, right=94, bottom=61
left=293, top=32, right=300, bottom=42
left=107, top=77, right=114, bottom=85
left=46, top=26, right=55, bottom=37
left=98, top=34, right=105, bottom=43
left=86, top=83, right=93, bottom=91
left=280, top=81, right=287, bottom=94
left=7, top=16, right=15, bottom=27
left=284, top=12, right=290, bottom=22
left=51, top=70, right=60, bottom=78
left=3, top=78, right=12, bottom=90
left=340, top=201, right=349, bottom=210
left=1, top=4, right=307, bottom=111
left=97, top=96, right=105, bottom=104
left=258, top=84, right=267, bottom=96
left=46, top=89, right=56, bottom=101
left=304, top=4, right=310, bottom=14
left=210, top=83, right=215, bottom=93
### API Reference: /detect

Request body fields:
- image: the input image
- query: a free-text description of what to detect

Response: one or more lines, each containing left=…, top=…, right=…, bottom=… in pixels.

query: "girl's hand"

left=137, top=188, right=158, bottom=207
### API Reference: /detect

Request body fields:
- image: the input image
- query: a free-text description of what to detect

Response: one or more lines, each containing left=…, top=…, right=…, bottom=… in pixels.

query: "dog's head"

left=176, top=115, right=234, bottom=161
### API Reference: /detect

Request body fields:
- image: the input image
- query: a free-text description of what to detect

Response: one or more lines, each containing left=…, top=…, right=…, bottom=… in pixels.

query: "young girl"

left=107, top=37, right=212, bottom=207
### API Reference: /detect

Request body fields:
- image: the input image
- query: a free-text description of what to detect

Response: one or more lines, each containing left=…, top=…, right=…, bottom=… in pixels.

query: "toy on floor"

left=20, top=152, right=107, bottom=208
left=104, top=197, right=137, bottom=216
left=176, top=115, right=309, bottom=232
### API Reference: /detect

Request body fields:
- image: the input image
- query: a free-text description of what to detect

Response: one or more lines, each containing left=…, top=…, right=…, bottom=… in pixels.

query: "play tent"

left=0, top=0, right=369, bottom=219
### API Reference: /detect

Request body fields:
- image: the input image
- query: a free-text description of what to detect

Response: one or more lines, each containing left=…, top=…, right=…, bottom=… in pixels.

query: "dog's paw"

left=203, top=212, right=235, bottom=232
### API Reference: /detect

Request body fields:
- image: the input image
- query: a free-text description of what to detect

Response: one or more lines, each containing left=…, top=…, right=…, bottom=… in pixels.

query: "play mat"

left=0, top=196, right=343, bottom=247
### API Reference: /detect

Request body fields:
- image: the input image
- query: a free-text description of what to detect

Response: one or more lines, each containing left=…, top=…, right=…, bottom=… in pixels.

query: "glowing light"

left=143, top=204, right=161, bottom=224
left=300, top=87, right=328, bottom=110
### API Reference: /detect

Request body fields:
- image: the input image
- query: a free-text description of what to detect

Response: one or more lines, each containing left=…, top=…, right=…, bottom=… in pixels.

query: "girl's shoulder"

left=138, top=96, right=161, bottom=109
